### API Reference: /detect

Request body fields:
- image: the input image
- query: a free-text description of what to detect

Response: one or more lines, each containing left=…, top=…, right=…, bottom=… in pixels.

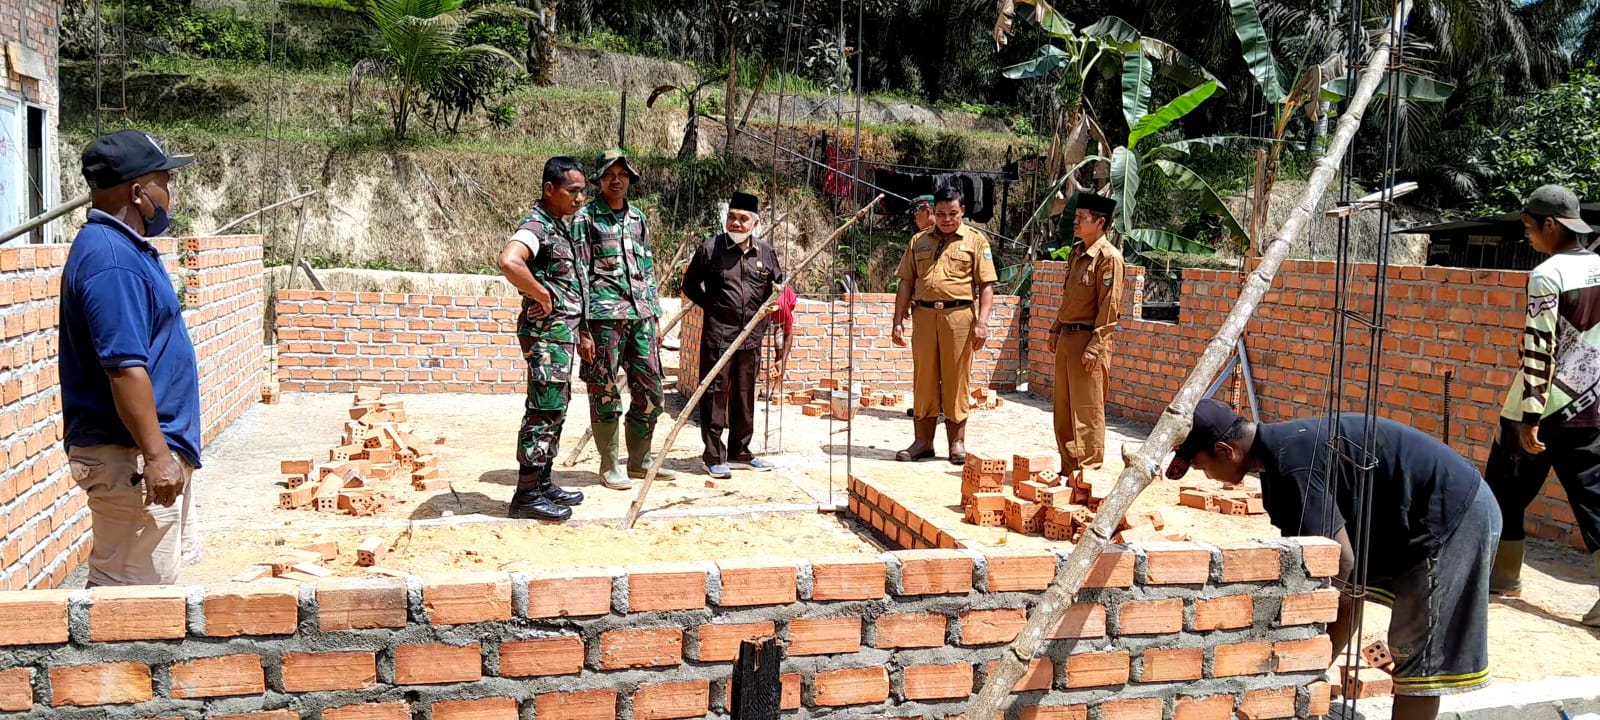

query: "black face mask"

left=136, top=186, right=172, bottom=237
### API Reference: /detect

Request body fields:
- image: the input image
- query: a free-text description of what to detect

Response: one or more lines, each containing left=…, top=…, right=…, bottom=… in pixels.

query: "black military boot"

left=508, top=466, right=571, bottom=521
left=542, top=464, right=585, bottom=507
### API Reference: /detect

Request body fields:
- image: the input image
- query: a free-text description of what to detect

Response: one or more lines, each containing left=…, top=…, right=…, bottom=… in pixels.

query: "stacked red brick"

left=962, top=452, right=1185, bottom=543
left=278, top=386, right=444, bottom=515
left=1177, top=481, right=1267, bottom=516
left=787, top=377, right=904, bottom=418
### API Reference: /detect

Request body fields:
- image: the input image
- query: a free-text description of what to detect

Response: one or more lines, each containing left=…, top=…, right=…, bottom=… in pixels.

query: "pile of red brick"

left=232, top=535, right=404, bottom=583
left=959, top=452, right=1187, bottom=543
left=786, top=378, right=905, bottom=418
left=968, top=387, right=1005, bottom=411
left=1176, top=482, right=1266, bottom=516
left=276, top=386, right=444, bottom=516
left=1334, top=640, right=1396, bottom=699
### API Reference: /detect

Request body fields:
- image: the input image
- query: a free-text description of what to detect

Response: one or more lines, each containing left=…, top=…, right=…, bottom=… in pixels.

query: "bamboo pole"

left=966, top=4, right=1409, bottom=715
left=622, top=195, right=883, bottom=529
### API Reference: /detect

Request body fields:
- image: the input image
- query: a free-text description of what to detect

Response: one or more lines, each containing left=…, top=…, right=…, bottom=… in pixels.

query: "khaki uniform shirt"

left=1055, top=236, right=1125, bottom=356
left=895, top=224, right=999, bottom=301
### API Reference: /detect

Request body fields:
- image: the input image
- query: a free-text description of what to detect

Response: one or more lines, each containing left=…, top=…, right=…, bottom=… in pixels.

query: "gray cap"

left=1523, top=184, right=1593, bottom=235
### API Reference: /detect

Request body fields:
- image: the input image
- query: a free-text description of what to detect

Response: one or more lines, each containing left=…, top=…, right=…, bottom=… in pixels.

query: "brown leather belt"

left=1062, top=323, right=1094, bottom=333
left=915, top=300, right=973, bottom=309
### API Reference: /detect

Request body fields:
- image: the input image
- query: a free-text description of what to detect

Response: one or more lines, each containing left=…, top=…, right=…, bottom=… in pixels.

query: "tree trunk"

left=524, top=0, right=558, bottom=86
left=621, top=196, right=885, bottom=529
left=724, top=40, right=740, bottom=158
left=964, top=3, right=1411, bottom=716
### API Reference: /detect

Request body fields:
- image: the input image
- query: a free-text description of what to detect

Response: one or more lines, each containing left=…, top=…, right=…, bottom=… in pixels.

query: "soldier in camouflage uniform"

left=574, top=149, right=677, bottom=489
left=495, top=156, right=590, bottom=521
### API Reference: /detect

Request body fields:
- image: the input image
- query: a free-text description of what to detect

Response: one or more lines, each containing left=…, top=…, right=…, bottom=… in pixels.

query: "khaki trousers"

left=1053, top=331, right=1108, bottom=471
left=69, top=445, right=193, bottom=587
left=911, top=305, right=974, bottom=423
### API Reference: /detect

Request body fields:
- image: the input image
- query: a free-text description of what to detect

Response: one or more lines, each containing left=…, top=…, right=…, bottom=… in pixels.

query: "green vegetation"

left=1483, top=67, right=1600, bottom=213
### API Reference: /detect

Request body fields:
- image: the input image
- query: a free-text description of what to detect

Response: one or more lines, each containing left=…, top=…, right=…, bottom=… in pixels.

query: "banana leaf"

left=1109, top=146, right=1140, bottom=234
left=1125, top=228, right=1213, bottom=256
left=1127, top=80, right=1218, bottom=149
left=1151, top=159, right=1248, bottom=246
left=1141, top=38, right=1223, bottom=91
left=1081, top=16, right=1140, bottom=47
left=1228, top=0, right=1286, bottom=103
left=1153, top=134, right=1268, bottom=157
left=1003, top=44, right=1073, bottom=80
left=1122, top=51, right=1154, bottom=129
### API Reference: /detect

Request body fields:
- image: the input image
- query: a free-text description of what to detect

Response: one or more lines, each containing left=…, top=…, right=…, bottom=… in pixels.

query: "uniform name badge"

left=1081, top=272, right=1094, bottom=286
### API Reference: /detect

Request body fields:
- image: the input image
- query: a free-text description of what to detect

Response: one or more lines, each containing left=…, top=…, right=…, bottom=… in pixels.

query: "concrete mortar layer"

left=0, top=540, right=1337, bottom=720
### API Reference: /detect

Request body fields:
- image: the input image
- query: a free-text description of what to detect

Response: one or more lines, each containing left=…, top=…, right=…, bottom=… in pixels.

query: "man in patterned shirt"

left=495, top=157, right=590, bottom=521
left=573, top=149, right=676, bottom=490
left=1484, top=184, right=1600, bottom=627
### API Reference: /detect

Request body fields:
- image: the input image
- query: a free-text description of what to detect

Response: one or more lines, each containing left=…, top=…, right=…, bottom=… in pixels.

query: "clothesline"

left=719, top=118, right=1035, bottom=252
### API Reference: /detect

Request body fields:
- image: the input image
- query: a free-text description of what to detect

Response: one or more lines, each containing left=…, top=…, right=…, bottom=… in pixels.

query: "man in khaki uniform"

left=892, top=186, right=998, bottom=464
left=1052, top=192, right=1125, bottom=474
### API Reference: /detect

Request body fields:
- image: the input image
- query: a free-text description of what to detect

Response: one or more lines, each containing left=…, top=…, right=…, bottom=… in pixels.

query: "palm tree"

left=360, top=0, right=535, bottom=139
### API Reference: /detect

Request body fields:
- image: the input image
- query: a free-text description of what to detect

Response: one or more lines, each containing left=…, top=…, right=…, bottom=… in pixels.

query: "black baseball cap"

left=1165, top=398, right=1244, bottom=479
left=1522, top=184, right=1593, bottom=235
left=81, top=130, right=195, bottom=190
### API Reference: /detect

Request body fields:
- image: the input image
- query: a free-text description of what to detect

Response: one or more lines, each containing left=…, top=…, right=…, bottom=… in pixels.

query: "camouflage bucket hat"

left=592, top=148, right=641, bottom=183
left=908, top=194, right=936, bottom=213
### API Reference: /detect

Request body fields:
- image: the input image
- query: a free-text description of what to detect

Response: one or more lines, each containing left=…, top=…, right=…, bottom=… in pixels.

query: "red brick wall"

left=0, top=236, right=264, bottom=590
left=0, top=541, right=1337, bottom=719
left=274, top=291, right=525, bottom=393
left=678, top=294, right=1024, bottom=395
left=1029, top=259, right=1584, bottom=549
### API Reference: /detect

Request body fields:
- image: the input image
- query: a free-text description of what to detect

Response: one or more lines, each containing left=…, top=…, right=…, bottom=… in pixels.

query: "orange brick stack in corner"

left=956, top=451, right=1187, bottom=544
left=0, top=538, right=1341, bottom=719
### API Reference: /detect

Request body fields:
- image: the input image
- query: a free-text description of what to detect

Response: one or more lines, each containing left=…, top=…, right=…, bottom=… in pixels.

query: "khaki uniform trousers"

left=68, top=445, right=194, bottom=587
left=911, top=305, right=974, bottom=423
left=1053, top=330, right=1109, bottom=471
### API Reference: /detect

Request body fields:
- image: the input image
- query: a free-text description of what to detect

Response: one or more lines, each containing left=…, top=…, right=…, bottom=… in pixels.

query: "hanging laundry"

left=823, top=144, right=853, bottom=198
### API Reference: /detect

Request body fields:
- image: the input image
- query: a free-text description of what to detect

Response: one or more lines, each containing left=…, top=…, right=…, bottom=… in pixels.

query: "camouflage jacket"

left=573, top=200, right=660, bottom=321
left=515, top=204, right=587, bottom=342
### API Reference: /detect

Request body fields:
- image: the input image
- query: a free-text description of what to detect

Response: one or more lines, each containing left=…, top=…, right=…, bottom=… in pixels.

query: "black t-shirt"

left=1253, top=415, right=1482, bottom=584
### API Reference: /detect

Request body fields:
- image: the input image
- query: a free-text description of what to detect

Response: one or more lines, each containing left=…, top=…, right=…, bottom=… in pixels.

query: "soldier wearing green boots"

left=573, top=149, right=677, bottom=490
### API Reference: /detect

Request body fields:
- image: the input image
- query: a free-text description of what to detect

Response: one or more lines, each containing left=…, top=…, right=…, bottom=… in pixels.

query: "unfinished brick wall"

left=274, top=291, right=524, bottom=394
left=0, top=539, right=1337, bottom=719
left=679, top=294, right=1024, bottom=395
left=1028, top=259, right=1583, bottom=548
left=0, top=237, right=265, bottom=590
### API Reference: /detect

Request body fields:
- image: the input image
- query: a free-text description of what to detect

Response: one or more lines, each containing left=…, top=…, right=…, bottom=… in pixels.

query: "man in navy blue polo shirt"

left=1168, top=400, right=1499, bottom=720
left=59, top=130, right=202, bottom=587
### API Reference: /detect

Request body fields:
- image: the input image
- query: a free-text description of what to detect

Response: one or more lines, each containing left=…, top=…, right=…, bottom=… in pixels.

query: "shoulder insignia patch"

left=983, top=247, right=992, bottom=260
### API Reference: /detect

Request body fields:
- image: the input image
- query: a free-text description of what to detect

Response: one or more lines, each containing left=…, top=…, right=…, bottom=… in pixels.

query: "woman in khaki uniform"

left=1051, top=193, right=1125, bottom=475
left=891, top=187, right=998, bottom=464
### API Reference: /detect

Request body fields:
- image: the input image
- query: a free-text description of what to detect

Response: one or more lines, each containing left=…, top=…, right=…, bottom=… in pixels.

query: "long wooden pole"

left=622, top=195, right=883, bottom=529
left=966, top=4, right=1408, bottom=715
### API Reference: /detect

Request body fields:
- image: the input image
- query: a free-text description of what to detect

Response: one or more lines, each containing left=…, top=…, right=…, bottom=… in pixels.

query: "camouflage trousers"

left=579, top=318, right=665, bottom=435
left=516, top=334, right=575, bottom=470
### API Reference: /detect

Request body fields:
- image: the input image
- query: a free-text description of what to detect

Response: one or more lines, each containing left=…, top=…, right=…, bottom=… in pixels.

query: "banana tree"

left=1001, top=4, right=1250, bottom=261
left=1000, top=8, right=1221, bottom=225
left=1075, top=79, right=1253, bottom=261
left=1228, top=0, right=1453, bottom=254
